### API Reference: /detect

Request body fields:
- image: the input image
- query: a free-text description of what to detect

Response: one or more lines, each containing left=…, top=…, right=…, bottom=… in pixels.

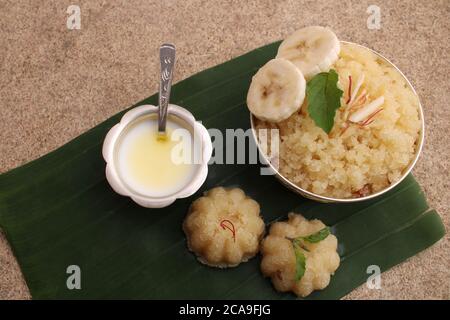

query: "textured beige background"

left=0, top=0, right=449, bottom=300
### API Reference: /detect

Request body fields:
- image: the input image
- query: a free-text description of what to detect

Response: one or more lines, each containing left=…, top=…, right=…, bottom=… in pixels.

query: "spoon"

left=158, top=43, right=176, bottom=136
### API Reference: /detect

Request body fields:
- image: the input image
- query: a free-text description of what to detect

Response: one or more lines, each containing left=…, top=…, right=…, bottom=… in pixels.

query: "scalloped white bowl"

left=102, top=104, right=212, bottom=208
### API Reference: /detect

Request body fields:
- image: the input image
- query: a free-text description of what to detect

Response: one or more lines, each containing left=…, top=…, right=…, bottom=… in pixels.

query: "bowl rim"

left=250, top=41, right=425, bottom=203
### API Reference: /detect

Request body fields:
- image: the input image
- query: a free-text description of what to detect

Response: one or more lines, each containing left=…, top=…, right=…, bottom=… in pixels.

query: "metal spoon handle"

left=158, top=43, right=176, bottom=134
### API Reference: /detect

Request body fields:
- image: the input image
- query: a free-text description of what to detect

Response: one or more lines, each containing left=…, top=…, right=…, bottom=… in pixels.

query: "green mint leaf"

left=302, top=227, right=330, bottom=243
left=306, top=69, right=343, bottom=134
left=293, top=242, right=306, bottom=282
left=287, top=226, right=331, bottom=282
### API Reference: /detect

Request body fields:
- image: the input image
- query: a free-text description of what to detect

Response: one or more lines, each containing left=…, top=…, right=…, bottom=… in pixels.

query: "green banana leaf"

left=0, top=42, right=445, bottom=299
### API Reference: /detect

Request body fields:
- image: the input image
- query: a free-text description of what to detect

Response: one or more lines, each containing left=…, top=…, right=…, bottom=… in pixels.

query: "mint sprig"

left=287, top=227, right=331, bottom=282
left=293, top=242, right=306, bottom=282
left=302, top=227, right=330, bottom=243
left=306, top=69, right=343, bottom=134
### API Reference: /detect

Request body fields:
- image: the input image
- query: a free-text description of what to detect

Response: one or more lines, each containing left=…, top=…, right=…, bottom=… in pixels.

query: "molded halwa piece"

left=183, top=187, right=265, bottom=268
left=261, top=213, right=340, bottom=297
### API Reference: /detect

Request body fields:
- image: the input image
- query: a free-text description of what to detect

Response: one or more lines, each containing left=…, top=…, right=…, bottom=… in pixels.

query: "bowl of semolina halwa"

left=250, top=41, right=424, bottom=202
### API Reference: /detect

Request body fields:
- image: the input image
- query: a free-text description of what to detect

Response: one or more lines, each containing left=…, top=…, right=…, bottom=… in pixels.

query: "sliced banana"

left=276, top=26, right=340, bottom=80
left=247, top=58, right=306, bottom=123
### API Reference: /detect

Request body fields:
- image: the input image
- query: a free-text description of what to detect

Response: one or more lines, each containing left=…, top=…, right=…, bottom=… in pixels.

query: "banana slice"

left=247, top=58, right=306, bottom=123
left=276, top=26, right=340, bottom=80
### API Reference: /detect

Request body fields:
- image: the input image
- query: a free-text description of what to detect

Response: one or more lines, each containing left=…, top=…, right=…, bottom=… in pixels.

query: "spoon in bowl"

left=158, top=43, right=176, bottom=138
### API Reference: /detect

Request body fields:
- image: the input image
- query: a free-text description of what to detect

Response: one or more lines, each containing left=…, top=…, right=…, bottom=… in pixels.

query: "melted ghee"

left=115, top=114, right=198, bottom=197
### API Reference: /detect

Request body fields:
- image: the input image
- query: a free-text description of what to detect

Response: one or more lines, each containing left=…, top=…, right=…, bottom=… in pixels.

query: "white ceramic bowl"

left=102, top=104, right=212, bottom=208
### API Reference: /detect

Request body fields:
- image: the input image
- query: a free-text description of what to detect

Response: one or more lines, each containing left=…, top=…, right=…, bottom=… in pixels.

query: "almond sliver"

left=349, top=74, right=365, bottom=105
left=349, top=96, right=384, bottom=123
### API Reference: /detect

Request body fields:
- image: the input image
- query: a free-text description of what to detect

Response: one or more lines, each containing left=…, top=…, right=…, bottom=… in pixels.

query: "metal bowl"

left=250, top=41, right=425, bottom=203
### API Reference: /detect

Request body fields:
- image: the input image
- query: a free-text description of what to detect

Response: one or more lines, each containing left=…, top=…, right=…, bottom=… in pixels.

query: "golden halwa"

left=183, top=187, right=265, bottom=268
left=261, top=213, right=340, bottom=297
left=255, top=43, right=421, bottom=198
